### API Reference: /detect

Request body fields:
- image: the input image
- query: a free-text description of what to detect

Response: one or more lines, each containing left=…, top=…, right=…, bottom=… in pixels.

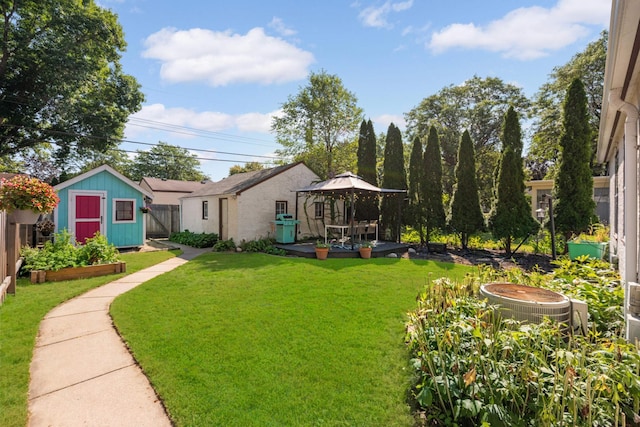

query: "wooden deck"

left=275, top=241, right=409, bottom=259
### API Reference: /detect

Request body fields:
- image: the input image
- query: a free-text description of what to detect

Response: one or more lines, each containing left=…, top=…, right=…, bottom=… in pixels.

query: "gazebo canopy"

left=296, top=172, right=404, bottom=196
left=296, top=172, right=406, bottom=249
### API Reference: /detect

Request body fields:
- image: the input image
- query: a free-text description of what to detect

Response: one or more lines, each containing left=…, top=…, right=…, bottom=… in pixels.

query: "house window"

left=275, top=201, right=287, bottom=218
left=114, top=199, right=135, bottom=223
left=314, top=201, right=324, bottom=219
left=202, top=200, right=209, bottom=220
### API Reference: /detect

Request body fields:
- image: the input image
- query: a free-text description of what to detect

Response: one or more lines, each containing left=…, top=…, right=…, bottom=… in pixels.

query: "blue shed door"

left=69, top=191, right=106, bottom=243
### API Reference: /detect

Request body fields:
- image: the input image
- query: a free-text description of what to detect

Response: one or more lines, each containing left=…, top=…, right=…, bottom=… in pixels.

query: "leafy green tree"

left=272, top=70, right=363, bottom=179
left=407, top=135, right=424, bottom=243
left=380, top=123, right=407, bottom=241
left=405, top=76, right=530, bottom=210
left=229, top=162, right=264, bottom=176
left=489, top=107, right=538, bottom=256
left=77, top=148, right=134, bottom=177
left=528, top=31, right=607, bottom=179
left=130, top=142, right=208, bottom=182
left=554, top=79, right=595, bottom=242
left=421, top=126, right=446, bottom=242
left=356, top=119, right=379, bottom=220
left=449, top=130, right=484, bottom=250
left=0, top=0, right=144, bottom=163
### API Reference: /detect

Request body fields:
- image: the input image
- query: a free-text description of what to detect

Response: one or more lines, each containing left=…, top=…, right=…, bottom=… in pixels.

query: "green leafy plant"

left=315, top=240, right=331, bottom=249
left=406, top=266, right=640, bottom=426
left=239, top=238, right=286, bottom=255
left=20, top=230, right=120, bottom=272
left=213, top=239, right=235, bottom=252
left=76, top=233, right=120, bottom=266
left=0, top=175, right=59, bottom=213
left=169, top=230, right=218, bottom=248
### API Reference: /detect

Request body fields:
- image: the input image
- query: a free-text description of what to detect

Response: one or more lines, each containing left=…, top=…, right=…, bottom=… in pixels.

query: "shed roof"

left=54, top=165, right=153, bottom=199
left=184, top=162, right=304, bottom=198
left=140, top=177, right=209, bottom=193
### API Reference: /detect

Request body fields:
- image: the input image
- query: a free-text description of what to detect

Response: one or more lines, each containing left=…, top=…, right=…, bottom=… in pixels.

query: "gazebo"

left=295, top=172, right=406, bottom=249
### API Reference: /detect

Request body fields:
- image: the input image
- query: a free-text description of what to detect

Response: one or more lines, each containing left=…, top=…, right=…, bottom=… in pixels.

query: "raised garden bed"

left=30, top=262, right=126, bottom=283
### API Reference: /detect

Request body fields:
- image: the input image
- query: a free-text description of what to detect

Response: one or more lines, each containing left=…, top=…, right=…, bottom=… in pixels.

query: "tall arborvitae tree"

left=381, top=123, right=407, bottom=241
left=356, top=119, right=379, bottom=220
left=554, top=79, right=595, bottom=241
left=407, top=135, right=425, bottom=243
left=449, top=130, right=484, bottom=250
left=489, top=107, right=538, bottom=256
left=422, top=126, right=446, bottom=242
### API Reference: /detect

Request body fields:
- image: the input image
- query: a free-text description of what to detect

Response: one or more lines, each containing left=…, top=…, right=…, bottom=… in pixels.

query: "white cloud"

left=374, top=114, right=406, bottom=131
left=125, top=104, right=277, bottom=138
left=236, top=112, right=278, bottom=133
left=268, top=17, right=297, bottom=37
left=428, top=0, right=609, bottom=60
left=358, top=0, right=414, bottom=29
left=142, top=27, right=314, bottom=86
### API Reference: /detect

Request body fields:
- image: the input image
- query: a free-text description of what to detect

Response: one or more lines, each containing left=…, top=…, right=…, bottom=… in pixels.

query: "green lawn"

left=0, top=250, right=180, bottom=427
left=111, top=253, right=473, bottom=426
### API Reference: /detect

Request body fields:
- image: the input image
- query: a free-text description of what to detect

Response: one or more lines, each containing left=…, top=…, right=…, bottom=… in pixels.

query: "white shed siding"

left=179, top=163, right=322, bottom=242
left=235, top=163, right=319, bottom=242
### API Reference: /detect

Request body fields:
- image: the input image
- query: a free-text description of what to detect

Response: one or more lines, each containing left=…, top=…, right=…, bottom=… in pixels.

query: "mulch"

left=405, top=245, right=556, bottom=273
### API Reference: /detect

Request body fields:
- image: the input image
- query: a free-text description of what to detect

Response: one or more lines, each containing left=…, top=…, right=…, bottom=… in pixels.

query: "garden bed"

left=30, top=262, right=126, bottom=283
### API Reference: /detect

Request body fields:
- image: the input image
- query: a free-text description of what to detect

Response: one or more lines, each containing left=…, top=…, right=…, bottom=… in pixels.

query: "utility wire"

left=0, top=122, right=286, bottom=161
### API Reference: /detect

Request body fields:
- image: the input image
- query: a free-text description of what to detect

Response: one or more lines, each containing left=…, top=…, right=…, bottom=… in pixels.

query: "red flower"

left=0, top=175, right=60, bottom=213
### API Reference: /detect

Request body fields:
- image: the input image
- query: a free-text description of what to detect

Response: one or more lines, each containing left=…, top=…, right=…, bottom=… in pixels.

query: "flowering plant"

left=0, top=175, right=60, bottom=213
left=36, top=218, right=56, bottom=234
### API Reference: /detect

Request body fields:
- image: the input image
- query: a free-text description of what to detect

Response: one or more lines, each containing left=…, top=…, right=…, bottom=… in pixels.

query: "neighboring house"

left=597, top=0, right=640, bottom=342
left=526, top=177, right=610, bottom=224
left=180, top=162, right=321, bottom=242
left=54, top=165, right=153, bottom=248
left=139, top=177, right=209, bottom=238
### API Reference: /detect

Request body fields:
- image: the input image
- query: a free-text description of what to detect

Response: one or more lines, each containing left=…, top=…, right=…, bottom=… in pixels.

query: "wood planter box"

left=30, top=262, right=127, bottom=283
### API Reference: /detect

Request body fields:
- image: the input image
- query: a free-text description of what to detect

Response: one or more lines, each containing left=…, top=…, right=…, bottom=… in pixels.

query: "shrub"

left=20, top=230, right=120, bottom=272
left=76, top=233, right=120, bottom=266
left=169, top=230, right=218, bottom=248
left=213, top=239, right=236, bottom=252
left=406, top=268, right=640, bottom=426
left=239, top=238, right=286, bottom=255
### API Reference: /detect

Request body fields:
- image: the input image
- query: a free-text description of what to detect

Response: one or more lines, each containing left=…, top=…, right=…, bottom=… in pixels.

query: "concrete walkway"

left=28, top=244, right=208, bottom=427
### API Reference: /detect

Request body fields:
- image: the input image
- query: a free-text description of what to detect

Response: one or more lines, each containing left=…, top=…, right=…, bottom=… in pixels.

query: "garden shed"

left=54, top=165, right=153, bottom=248
left=180, top=162, right=321, bottom=243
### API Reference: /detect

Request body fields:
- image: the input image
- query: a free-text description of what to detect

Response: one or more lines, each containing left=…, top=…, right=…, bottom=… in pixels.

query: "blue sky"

left=100, top=0, right=610, bottom=181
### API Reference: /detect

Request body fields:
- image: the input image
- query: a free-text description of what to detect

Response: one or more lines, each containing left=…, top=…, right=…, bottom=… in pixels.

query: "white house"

left=597, top=0, right=640, bottom=342
left=180, top=162, right=323, bottom=243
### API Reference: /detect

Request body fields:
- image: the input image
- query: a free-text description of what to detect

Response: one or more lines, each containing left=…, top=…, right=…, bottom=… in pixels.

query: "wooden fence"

left=145, top=204, right=180, bottom=238
left=0, top=213, right=28, bottom=306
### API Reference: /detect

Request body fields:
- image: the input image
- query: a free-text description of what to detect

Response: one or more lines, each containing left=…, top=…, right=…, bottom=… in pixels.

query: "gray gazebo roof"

left=296, top=172, right=404, bottom=196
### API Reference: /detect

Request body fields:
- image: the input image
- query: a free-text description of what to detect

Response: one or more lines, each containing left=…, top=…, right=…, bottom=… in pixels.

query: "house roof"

left=54, top=165, right=153, bottom=199
left=183, top=162, right=304, bottom=198
left=597, top=0, right=640, bottom=163
left=140, top=177, right=209, bottom=193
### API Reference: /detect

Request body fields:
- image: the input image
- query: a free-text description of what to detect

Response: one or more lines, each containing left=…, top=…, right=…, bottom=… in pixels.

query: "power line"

left=1, top=97, right=278, bottom=148
left=127, top=117, right=276, bottom=146
left=0, top=122, right=286, bottom=161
